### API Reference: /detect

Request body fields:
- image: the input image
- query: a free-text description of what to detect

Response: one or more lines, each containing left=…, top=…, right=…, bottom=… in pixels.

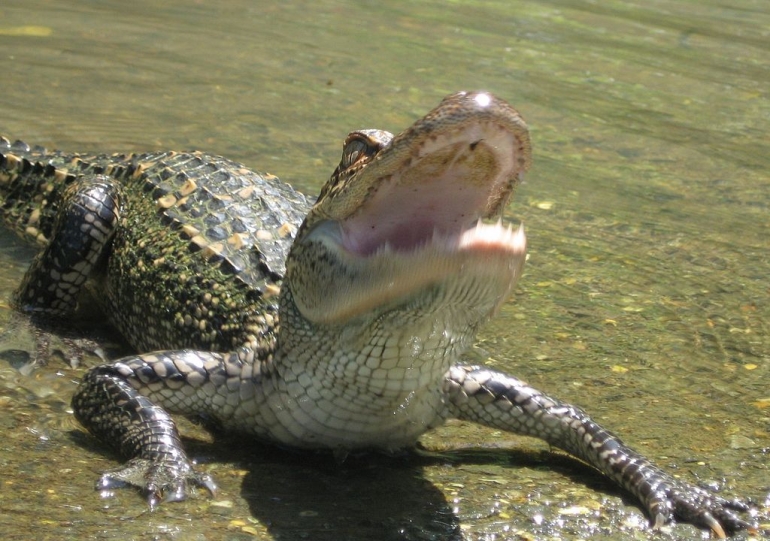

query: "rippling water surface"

left=0, top=1, right=768, bottom=539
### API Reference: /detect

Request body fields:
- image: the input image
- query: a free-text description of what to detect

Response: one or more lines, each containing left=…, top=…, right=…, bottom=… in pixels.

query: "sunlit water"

left=0, top=1, right=768, bottom=539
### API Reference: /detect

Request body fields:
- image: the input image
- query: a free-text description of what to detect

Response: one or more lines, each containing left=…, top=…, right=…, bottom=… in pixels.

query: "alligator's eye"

left=340, top=138, right=370, bottom=170
left=337, top=129, right=392, bottom=172
left=318, top=129, right=394, bottom=202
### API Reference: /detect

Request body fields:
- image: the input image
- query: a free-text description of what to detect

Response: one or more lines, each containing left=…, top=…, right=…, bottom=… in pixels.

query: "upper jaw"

left=308, top=91, right=531, bottom=231
left=340, top=115, right=526, bottom=257
left=331, top=91, right=532, bottom=262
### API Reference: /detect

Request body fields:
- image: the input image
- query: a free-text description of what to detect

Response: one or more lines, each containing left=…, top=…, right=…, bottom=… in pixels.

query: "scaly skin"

left=0, top=141, right=309, bottom=354
left=0, top=92, right=756, bottom=537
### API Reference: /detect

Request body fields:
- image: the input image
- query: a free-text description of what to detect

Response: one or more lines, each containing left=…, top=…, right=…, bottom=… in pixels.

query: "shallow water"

left=0, top=0, right=768, bottom=539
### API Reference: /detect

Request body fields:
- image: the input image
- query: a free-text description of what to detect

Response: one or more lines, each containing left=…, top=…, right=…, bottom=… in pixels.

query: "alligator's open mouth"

left=292, top=92, right=531, bottom=325
left=340, top=116, right=525, bottom=258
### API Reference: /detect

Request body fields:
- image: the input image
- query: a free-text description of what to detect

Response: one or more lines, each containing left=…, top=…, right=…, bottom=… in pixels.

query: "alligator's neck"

left=266, top=285, right=473, bottom=450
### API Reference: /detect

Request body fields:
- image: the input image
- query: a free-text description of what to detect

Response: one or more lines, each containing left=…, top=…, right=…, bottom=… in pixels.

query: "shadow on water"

left=175, top=434, right=636, bottom=541
left=205, top=439, right=463, bottom=541
left=215, top=439, right=767, bottom=540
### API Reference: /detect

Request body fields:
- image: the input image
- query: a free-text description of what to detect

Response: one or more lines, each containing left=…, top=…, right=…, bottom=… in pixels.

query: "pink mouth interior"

left=341, top=174, right=488, bottom=256
left=340, top=139, right=510, bottom=256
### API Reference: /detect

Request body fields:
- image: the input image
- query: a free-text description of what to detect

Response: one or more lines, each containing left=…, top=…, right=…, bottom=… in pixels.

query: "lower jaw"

left=295, top=222, right=526, bottom=326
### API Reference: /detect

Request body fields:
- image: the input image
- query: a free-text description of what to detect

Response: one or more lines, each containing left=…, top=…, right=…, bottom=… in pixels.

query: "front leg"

left=10, top=176, right=122, bottom=365
left=444, top=365, right=755, bottom=538
left=70, top=349, right=258, bottom=506
left=15, top=176, right=122, bottom=315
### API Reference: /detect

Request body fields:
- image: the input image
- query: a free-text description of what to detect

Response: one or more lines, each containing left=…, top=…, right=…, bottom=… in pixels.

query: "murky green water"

left=0, top=0, right=768, bottom=539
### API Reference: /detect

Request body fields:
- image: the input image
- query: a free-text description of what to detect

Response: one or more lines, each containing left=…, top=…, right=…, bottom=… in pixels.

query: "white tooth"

left=515, top=224, right=525, bottom=245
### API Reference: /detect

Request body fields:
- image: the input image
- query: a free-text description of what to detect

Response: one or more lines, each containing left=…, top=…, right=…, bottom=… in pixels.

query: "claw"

left=163, top=481, right=188, bottom=504
left=701, top=511, right=727, bottom=539
left=199, top=473, right=218, bottom=496
left=147, top=494, right=160, bottom=511
left=145, top=482, right=162, bottom=510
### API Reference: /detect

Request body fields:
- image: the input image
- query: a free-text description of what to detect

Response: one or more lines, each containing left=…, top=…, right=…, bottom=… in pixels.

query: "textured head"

left=285, top=90, right=530, bottom=323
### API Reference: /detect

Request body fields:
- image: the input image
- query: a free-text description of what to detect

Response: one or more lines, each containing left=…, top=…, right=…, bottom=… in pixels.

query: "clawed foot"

left=97, top=457, right=217, bottom=509
left=649, top=480, right=757, bottom=538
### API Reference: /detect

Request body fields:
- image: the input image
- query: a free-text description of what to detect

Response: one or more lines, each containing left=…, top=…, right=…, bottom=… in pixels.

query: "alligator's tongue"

left=340, top=122, right=520, bottom=257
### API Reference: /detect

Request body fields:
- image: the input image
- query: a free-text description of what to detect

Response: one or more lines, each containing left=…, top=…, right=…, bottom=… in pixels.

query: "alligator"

left=0, top=91, right=755, bottom=537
